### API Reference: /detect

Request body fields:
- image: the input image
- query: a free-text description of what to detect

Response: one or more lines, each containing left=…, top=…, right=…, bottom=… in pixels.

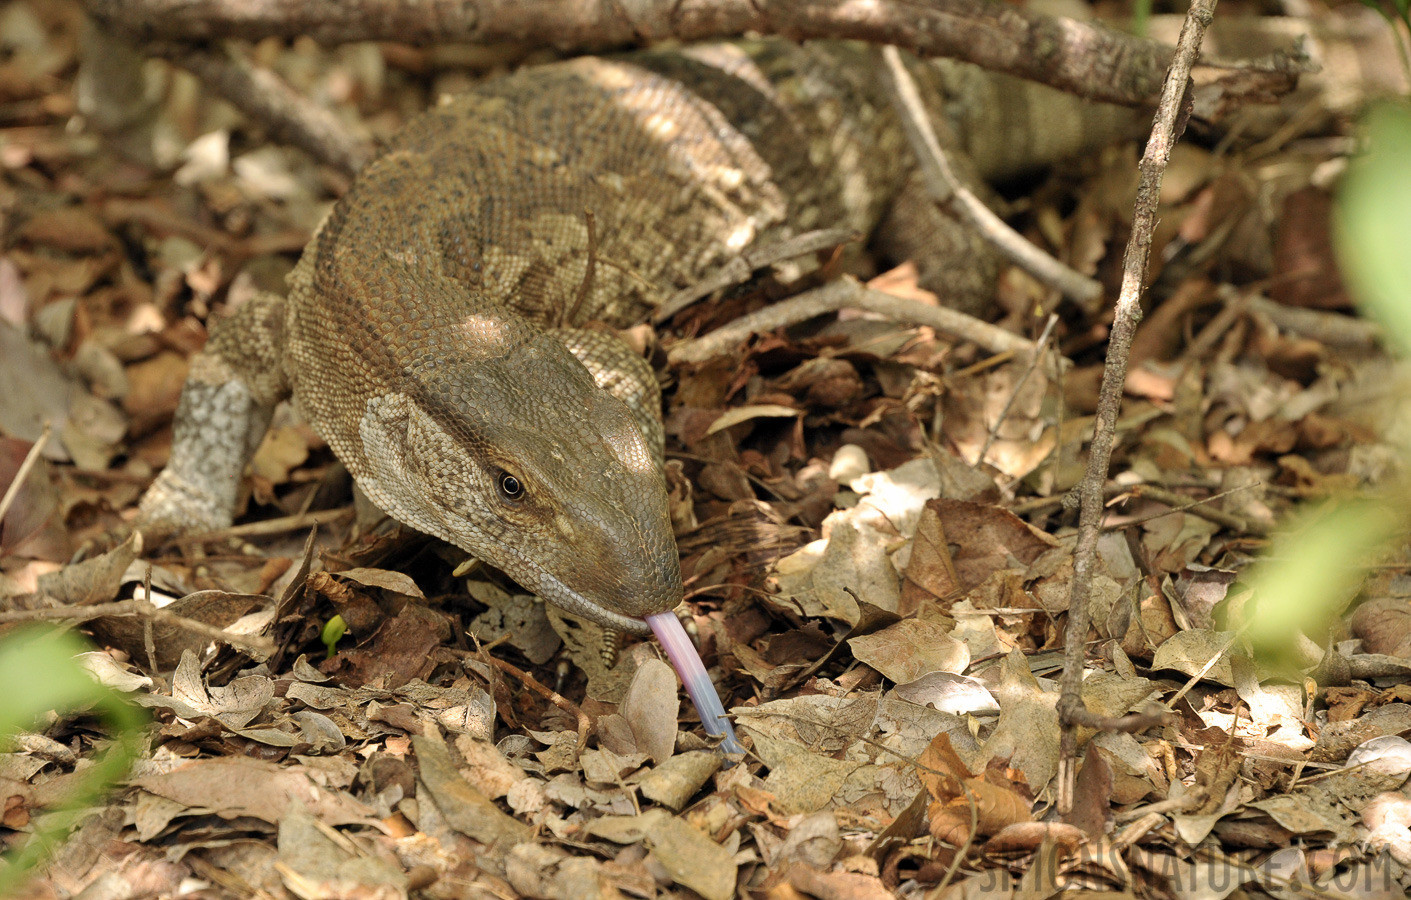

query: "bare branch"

left=878, top=45, right=1103, bottom=308
left=1055, top=0, right=1220, bottom=811
left=157, top=43, right=373, bottom=175
left=0, top=598, right=277, bottom=656
left=81, top=0, right=1307, bottom=109
left=667, top=277, right=1035, bottom=366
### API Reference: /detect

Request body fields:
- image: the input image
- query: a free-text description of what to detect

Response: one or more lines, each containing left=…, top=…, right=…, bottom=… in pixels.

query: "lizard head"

left=355, top=322, right=680, bottom=636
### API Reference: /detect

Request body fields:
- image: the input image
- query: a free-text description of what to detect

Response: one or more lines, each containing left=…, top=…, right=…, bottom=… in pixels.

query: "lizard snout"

left=539, top=489, right=683, bottom=625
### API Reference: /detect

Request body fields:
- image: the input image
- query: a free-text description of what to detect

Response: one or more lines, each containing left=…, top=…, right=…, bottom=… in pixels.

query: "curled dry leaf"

left=1350, top=597, right=1411, bottom=659
left=705, top=403, right=800, bottom=436
left=918, top=732, right=1033, bottom=847
left=638, top=750, right=721, bottom=811
left=893, top=671, right=999, bottom=716
left=982, top=820, right=1085, bottom=854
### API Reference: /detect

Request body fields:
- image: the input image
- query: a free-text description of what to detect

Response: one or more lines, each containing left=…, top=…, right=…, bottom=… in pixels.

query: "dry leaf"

left=849, top=618, right=969, bottom=684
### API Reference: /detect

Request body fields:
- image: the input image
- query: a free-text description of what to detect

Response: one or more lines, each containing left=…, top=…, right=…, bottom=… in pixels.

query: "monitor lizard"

left=135, top=40, right=1131, bottom=637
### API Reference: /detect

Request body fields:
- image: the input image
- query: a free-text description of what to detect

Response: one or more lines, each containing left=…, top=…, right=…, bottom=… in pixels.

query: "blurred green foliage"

left=0, top=629, right=144, bottom=894
left=1337, top=103, right=1411, bottom=357
left=1243, top=101, right=1411, bottom=662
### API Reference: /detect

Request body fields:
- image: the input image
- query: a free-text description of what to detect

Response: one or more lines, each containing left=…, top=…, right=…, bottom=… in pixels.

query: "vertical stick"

left=1055, top=0, right=1219, bottom=813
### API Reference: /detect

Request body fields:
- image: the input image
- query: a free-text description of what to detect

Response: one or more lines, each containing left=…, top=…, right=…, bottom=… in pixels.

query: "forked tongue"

left=645, top=612, right=746, bottom=757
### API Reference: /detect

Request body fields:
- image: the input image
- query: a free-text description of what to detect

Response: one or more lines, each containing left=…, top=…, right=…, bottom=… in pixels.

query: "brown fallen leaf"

left=916, top=731, right=1033, bottom=848
left=638, top=750, right=722, bottom=811
left=1270, top=187, right=1351, bottom=310
left=1350, top=597, right=1411, bottom=659
left=787, top=863, right=895, bottom=900
left=16, top=206, right=117, bottom=254
left=89, top=589, right=267, bottom=669
left=134, top=756, right=379, bottom=828
left=849, top=618, right=968, bottom=684
left=620, top=657, right=680, bottom=764
left=412, top=731, right=530, bottom=849
left=0, top=436, right=69, bottom=560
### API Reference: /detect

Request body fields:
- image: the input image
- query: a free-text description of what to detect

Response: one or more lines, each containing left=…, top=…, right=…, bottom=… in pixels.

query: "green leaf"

left=1336, top=101, right=1411, bottom=356
left=322, top=614, right=347, bottom=658
left=1243, top=500, right=1403, bottom=664
left=0, top=628, right=145, bottom=892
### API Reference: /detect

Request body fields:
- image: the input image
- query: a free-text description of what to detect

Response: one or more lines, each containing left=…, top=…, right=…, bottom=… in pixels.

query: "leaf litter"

left=2, top=2, right=1411, bottom=898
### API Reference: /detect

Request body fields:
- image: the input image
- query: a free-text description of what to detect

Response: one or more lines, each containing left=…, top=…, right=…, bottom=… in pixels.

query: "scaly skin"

left=137, top=41, right=1131, bottom=633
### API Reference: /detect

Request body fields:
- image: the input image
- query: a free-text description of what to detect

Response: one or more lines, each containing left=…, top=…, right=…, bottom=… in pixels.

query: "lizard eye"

left=496, top=471, right=525, bottom=502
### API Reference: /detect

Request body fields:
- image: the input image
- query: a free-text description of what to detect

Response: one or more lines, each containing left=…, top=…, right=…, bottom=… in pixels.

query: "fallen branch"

left=1246, top=294, right=1383, bottom=350
left=80, top=0, right=1308, bottom=109
left=0, top=598, right=277, bottom=656
left=168, top=508, right=353, bottom=545
left=877, top=46, right=1104, bottom=308
left=667, top=277, right=1035, bottom=366
left=156, top=43, right=372, bottom=176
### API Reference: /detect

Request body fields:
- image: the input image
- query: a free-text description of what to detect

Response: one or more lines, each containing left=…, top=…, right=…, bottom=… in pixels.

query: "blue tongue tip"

left=645, top=611, right=746, bottom=757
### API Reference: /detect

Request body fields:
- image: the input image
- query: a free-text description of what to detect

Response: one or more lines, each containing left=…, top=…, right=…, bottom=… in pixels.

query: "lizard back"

left=303, top=43, right=909, bottom=339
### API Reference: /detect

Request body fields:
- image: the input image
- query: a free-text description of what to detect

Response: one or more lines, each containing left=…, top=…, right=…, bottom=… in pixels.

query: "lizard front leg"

left=137, top=291, right=291, bottom=541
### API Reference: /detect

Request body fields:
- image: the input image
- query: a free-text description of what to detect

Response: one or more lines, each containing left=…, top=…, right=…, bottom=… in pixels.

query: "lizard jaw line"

left=534, top=569, right=654, bottom=635
left=442, top=526, right=658, bottom=635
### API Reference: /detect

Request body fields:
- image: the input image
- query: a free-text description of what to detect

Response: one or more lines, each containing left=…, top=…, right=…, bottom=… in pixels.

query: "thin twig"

left=930, top=777, right=980, bottom=898
left=668, top=277, right=1034, bottom=365
left=1108, top=483, right=1269, bottom=536
left=878, top=47, right=1103, bottom=308
left=142, top=566, right=159, bottom=673
left=0, top=598, right=277, bottom=655
left=168, top=508, right=352, bottom=544
left=1055, top=0, right=1219, bottom=815
left=977, top=314, right=1059, bottom=466
left=651, top=228, right=858, bottom=324
left=1178, top=285, right=1253, bottom=365
left=1163, top=627, right=1245, bottom=711
left=1289, top=759, right=1374, bottom=787
left=0, top=422, right=52, bottom=526
left=464, top=647, right=592, bottom=755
